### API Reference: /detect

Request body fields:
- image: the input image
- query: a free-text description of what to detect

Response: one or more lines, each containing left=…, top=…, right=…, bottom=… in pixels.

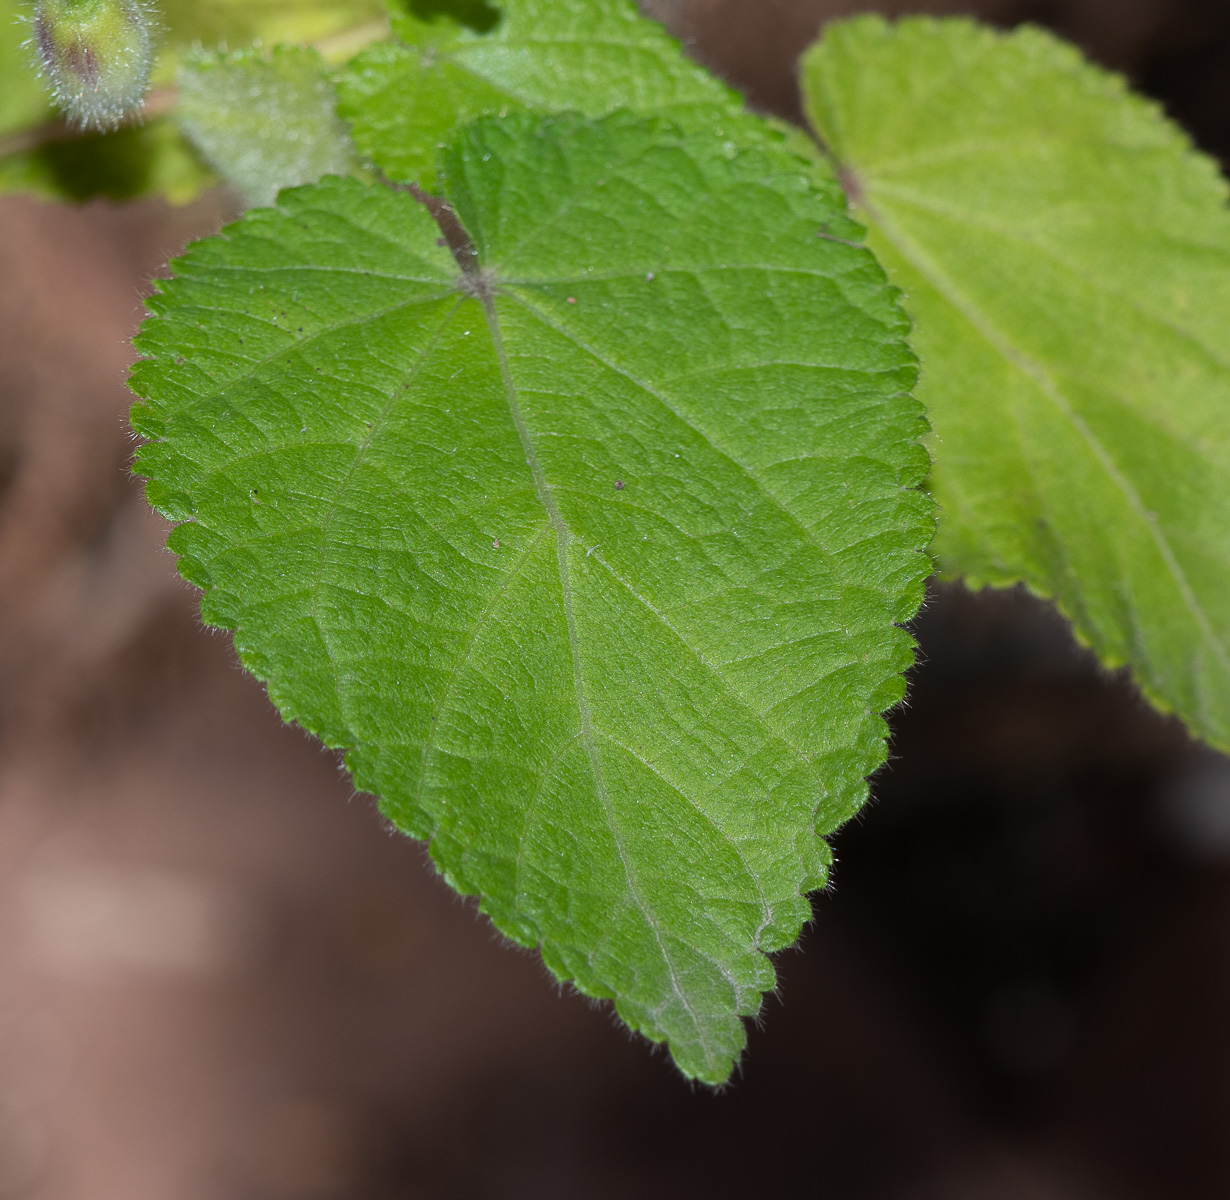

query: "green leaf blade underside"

left=803, top=17, right=1230, bottom=749
left=131, top=111, right=932, bottom=1082
left=337, top=0, right=839, bottom=197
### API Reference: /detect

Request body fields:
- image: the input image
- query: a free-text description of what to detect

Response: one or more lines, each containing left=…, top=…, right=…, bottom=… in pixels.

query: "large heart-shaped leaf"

left=803, top=17, right=1230, bottom=749
left=131, top=111, right=932, bottom=1082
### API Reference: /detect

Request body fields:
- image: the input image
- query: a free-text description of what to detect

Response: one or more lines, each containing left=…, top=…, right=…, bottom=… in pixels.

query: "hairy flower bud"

left=32, top=0, right=154, bottom=130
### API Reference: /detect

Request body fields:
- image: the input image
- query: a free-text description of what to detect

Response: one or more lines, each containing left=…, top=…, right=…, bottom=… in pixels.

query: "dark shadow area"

left=1, top=3, right=1228, bottom=1198
left=16, top=118, right=207, bottom=204
left=398, top=0, right=502, bottom=34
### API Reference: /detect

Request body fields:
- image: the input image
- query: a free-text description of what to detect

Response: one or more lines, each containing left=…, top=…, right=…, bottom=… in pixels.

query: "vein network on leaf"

left=130, top=109, right=933, bottom=1083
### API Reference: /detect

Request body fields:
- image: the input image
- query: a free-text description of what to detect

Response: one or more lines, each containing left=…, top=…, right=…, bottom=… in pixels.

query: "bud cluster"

left=32, top=0, right=155, bottom=130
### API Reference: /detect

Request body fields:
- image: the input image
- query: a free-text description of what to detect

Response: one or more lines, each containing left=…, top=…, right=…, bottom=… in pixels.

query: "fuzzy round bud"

left=32, top=0, right=154, bottom=130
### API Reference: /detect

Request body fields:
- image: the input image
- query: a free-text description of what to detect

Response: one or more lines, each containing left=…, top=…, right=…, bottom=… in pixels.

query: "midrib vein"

left=478, top=289, right=713, bottom=1064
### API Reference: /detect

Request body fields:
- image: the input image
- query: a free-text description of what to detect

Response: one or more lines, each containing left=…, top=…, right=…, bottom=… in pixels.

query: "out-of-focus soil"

left=2, top=3, right=1230, bottom=1197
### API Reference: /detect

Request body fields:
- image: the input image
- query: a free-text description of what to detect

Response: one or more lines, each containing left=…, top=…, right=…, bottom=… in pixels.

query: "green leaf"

left=337, top=0, right=834, bottom=193
left=176, top=45, right=356, bottom=207
left=130, top=111, right=932, bottom=1082
left=803, top=17, right=1230, bottom=749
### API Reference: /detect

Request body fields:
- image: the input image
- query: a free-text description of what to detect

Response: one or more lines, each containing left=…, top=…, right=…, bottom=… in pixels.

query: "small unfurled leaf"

left=131, top=111, right=932, bottom=1082
left=803, top=17, right=1230, bottom=749
left=176, top=45, right=355, bottom=207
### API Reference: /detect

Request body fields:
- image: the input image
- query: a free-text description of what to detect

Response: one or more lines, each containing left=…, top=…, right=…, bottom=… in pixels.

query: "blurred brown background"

left=3, top=1, right=1230, bottom=1196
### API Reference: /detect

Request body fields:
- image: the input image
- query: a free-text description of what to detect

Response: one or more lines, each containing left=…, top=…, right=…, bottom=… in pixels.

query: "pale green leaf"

left=176, top=45, right=356, bottom=207
left=337, top=0, right=836, bottom=194
left=130, top=111, right=932, bottom=1082
left=803, top=17, right=1230, bottom=749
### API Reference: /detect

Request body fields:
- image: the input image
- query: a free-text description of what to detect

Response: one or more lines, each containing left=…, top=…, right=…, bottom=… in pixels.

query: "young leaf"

left=337, top=0, right=831, bottom=192
left=130, top=111, right=932, bottom=1083
left=803, top=18, right=1230, bottom=749
left=176, top=45, right=356, bottom=207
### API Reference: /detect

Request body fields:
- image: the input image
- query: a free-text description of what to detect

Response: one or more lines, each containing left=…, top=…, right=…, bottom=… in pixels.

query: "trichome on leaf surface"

left=8, top=0, right=1229, bottom=1085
